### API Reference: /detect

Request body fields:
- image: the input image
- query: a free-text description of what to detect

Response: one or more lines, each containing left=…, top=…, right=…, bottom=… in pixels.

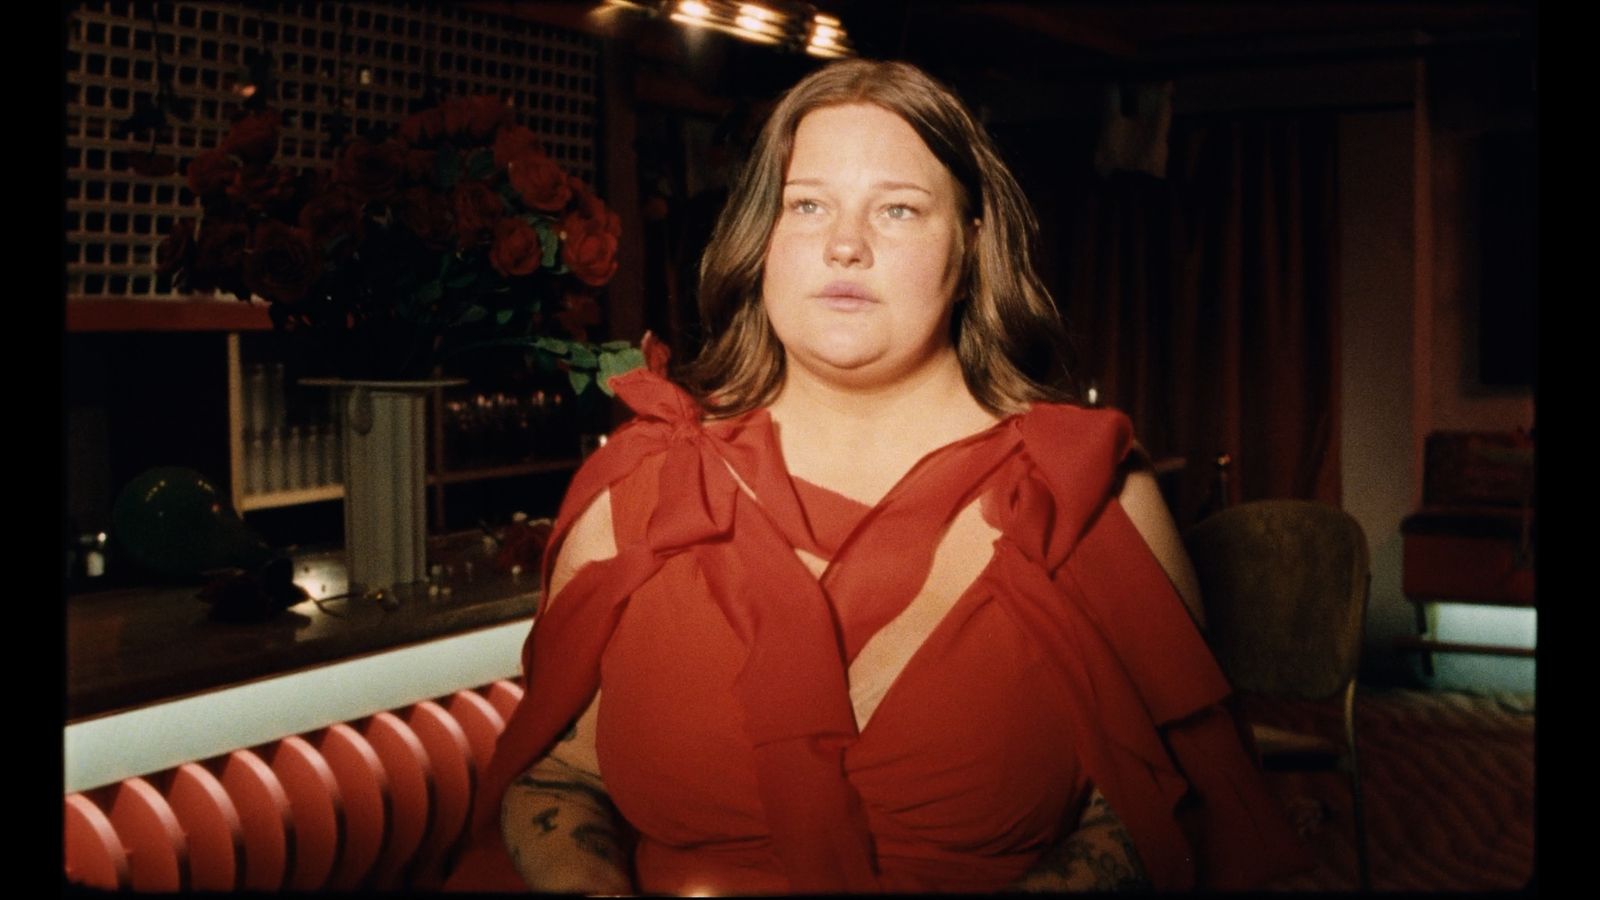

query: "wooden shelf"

left=428, top=458, right=582, bottom=486
left=238, top=484, right=345, bottom=512
left=234, top=463, right=581, bottom=511
left=67, top=297, right=273, bottom=333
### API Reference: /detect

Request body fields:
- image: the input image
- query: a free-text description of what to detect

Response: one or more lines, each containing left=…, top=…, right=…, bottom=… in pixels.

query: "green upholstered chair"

left=1184, top=499, right=1372, bottom=890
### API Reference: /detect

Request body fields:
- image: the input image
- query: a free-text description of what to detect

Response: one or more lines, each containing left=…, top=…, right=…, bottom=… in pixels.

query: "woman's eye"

left=791, top=199, right=820, bottom=215
left=884, top=204, right=916, bottom=220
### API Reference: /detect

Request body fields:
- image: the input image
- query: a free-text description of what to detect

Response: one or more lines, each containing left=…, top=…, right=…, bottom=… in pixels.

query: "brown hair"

left=679, top=59, right=1078, bottom=417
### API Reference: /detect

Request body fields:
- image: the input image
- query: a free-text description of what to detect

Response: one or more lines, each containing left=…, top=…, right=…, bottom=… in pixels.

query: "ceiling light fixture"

left=605, top=0, right=855, bottom=57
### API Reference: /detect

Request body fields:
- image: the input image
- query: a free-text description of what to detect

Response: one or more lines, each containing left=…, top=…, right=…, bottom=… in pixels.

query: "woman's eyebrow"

left=872, top=180, right=933, bottom=195
left=782, top=177, right=933, bottom=196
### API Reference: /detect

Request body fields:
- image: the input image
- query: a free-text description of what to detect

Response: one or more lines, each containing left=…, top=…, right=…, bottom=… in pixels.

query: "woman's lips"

left=816, top=281, right=878, bottom=311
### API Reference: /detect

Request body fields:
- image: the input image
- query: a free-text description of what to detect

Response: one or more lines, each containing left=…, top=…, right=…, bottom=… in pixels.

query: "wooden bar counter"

left=67, top=531, right=541, bottom=723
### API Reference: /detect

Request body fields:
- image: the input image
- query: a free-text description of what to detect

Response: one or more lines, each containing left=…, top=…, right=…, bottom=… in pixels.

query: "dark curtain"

left=1015, top=113, right=1341, bottom=528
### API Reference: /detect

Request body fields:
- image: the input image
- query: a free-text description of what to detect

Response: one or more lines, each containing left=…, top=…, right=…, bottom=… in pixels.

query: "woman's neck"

left=767, top=350, right=1000, bottom=506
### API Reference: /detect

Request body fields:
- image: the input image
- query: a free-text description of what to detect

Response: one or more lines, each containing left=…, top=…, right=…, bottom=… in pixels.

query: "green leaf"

left=446, top=271, right=477, bottom=290
left=457, top=305, right=488, bottom=324
left=466, top=148, right=495, bottom=179
left=413, top=279, right=444, bottom=305
left=598, top=347, right=645, bottom=394
left=494, top=308, right=515, bottom=326
left=600, top=340, right=633, bottom=352
left=533, top=336, right=569, bottom=355
left=568, top=343, right=599, bottom=369
left=568, top=370, right=592, bottom=395
left=534, top=220, right=560, bottom=269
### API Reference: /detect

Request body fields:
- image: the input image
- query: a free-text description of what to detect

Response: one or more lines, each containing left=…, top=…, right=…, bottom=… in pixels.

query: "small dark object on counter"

left=198, top=555, right=309, bottom=623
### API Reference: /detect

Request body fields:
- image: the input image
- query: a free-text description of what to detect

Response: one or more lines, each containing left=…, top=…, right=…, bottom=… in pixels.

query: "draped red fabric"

left=445, top=368, right=1308, bottom=892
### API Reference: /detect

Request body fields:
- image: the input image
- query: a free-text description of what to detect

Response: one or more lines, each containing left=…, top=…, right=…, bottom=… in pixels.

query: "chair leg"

left=1413, top=601, right=1434, bottom=677
left=1343, top=681, right=1372, bottom=890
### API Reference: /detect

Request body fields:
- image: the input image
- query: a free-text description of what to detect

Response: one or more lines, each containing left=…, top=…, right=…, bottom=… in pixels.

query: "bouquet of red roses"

left=159, top=95, right=639, bottom=387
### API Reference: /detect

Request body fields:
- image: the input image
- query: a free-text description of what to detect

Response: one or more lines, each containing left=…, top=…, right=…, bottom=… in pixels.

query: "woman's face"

left=762, top=103, right=968, bottom=390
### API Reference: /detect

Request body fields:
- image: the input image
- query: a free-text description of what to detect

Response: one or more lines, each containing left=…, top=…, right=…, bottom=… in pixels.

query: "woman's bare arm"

left=1118, top=466, right=1206, bottom=629
left=1011, top=788, right=1151, bottom=891
left=500, top=490, right=633, bottom=893
left=501, top=694, right=633, bottom=892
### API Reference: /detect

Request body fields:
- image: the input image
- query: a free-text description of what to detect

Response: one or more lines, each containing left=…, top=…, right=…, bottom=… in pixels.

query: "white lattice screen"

left=65, top=1, right=601, bottom=300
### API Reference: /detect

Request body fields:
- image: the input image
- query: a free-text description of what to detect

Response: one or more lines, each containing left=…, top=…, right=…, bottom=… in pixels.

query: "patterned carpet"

left=1244, top=688, right=1535, bottom=891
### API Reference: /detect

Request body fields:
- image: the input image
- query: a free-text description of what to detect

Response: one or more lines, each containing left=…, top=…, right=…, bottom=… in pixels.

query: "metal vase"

left=306, top=378, right=460, bottom=596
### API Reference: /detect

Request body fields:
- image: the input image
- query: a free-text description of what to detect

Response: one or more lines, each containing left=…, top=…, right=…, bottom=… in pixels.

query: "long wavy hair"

left=678, top=59, right=1078, bottom=417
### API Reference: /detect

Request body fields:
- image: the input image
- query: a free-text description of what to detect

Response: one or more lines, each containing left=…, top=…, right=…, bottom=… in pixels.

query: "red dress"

left=447, top=368, right=1308, bottom=892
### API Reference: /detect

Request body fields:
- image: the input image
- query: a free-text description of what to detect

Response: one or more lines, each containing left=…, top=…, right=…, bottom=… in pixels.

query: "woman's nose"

left=825, top=214, right=872, bottom=268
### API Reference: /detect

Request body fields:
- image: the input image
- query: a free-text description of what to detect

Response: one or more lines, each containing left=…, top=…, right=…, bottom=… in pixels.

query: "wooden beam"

left=957, top=2, right=1140, bottom=58
left=65, top=298, right=273, bottom=333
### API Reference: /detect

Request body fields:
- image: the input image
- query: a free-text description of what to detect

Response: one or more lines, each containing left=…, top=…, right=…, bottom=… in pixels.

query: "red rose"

left=571, top=180, right=622, bottom=238
left=493, top=518, right=551, bottom=574
left=508, top=153, right=572, bottom=212
left=186, top=148, right=238, bottom=199
left=493, top=124, right=544, bottom=170
left=555, top=291, right=602, bottom=340
left=222, top=109, right=281, bottom=165
left=444, top=95, right=509, bottom=140
left=490, top=217, right=544, bottom=277
left=560, top=212, right=620, bottom=287
left=398, top=107, right=446, bottom=144
left=392, top=186, right=455, bottom=251
left=226, top=163, right=297, bottom=214
left=404, top=148, right=437, bottom=183
left=297, top=189, right=367, bottom=257
left=156, top=219, right=195, bottom=276
left=245, top=221, right=323, bottom=305
left=334, top=138, right=406, bottom=201
left=451, top=179, right=504, bottom=249
left=189, top=220, right=251, bottom=296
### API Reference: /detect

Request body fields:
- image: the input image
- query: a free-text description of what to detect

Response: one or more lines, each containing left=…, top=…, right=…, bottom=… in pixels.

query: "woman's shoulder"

left=1015, top=401, right=1137, bottom=474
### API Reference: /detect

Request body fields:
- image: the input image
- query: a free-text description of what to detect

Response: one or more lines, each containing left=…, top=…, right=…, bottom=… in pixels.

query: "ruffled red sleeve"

left=994, top=403, right=1311, bottom=889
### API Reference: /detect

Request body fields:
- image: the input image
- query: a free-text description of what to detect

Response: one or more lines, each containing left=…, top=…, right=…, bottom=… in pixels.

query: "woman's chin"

left=790, top=339, right=890, bottom=380
left=790, top=344, right=958, bottom=393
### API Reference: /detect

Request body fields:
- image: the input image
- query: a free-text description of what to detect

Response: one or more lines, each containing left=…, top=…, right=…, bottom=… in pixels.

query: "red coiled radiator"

left=64, top=679, right=525, bottom=891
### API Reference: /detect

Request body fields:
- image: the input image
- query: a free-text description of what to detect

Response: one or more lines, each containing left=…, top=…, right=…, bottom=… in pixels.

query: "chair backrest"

left=1184, top=499, right=1370, bottom=700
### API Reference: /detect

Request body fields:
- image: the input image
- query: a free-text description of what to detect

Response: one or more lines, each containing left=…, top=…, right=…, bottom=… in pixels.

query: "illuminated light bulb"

left=735, top=14, right=781, bottom=38
left=814, top=12, right=841, bottom=26
left=814, top=23, right=836, bottom=39
left=739, top=3, right=775, bottom=20
left=679, top=0, right=711, bottom=19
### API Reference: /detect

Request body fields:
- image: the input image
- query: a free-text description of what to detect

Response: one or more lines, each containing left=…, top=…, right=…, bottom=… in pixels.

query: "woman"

left=448, top=59, right=1306, bottom=893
